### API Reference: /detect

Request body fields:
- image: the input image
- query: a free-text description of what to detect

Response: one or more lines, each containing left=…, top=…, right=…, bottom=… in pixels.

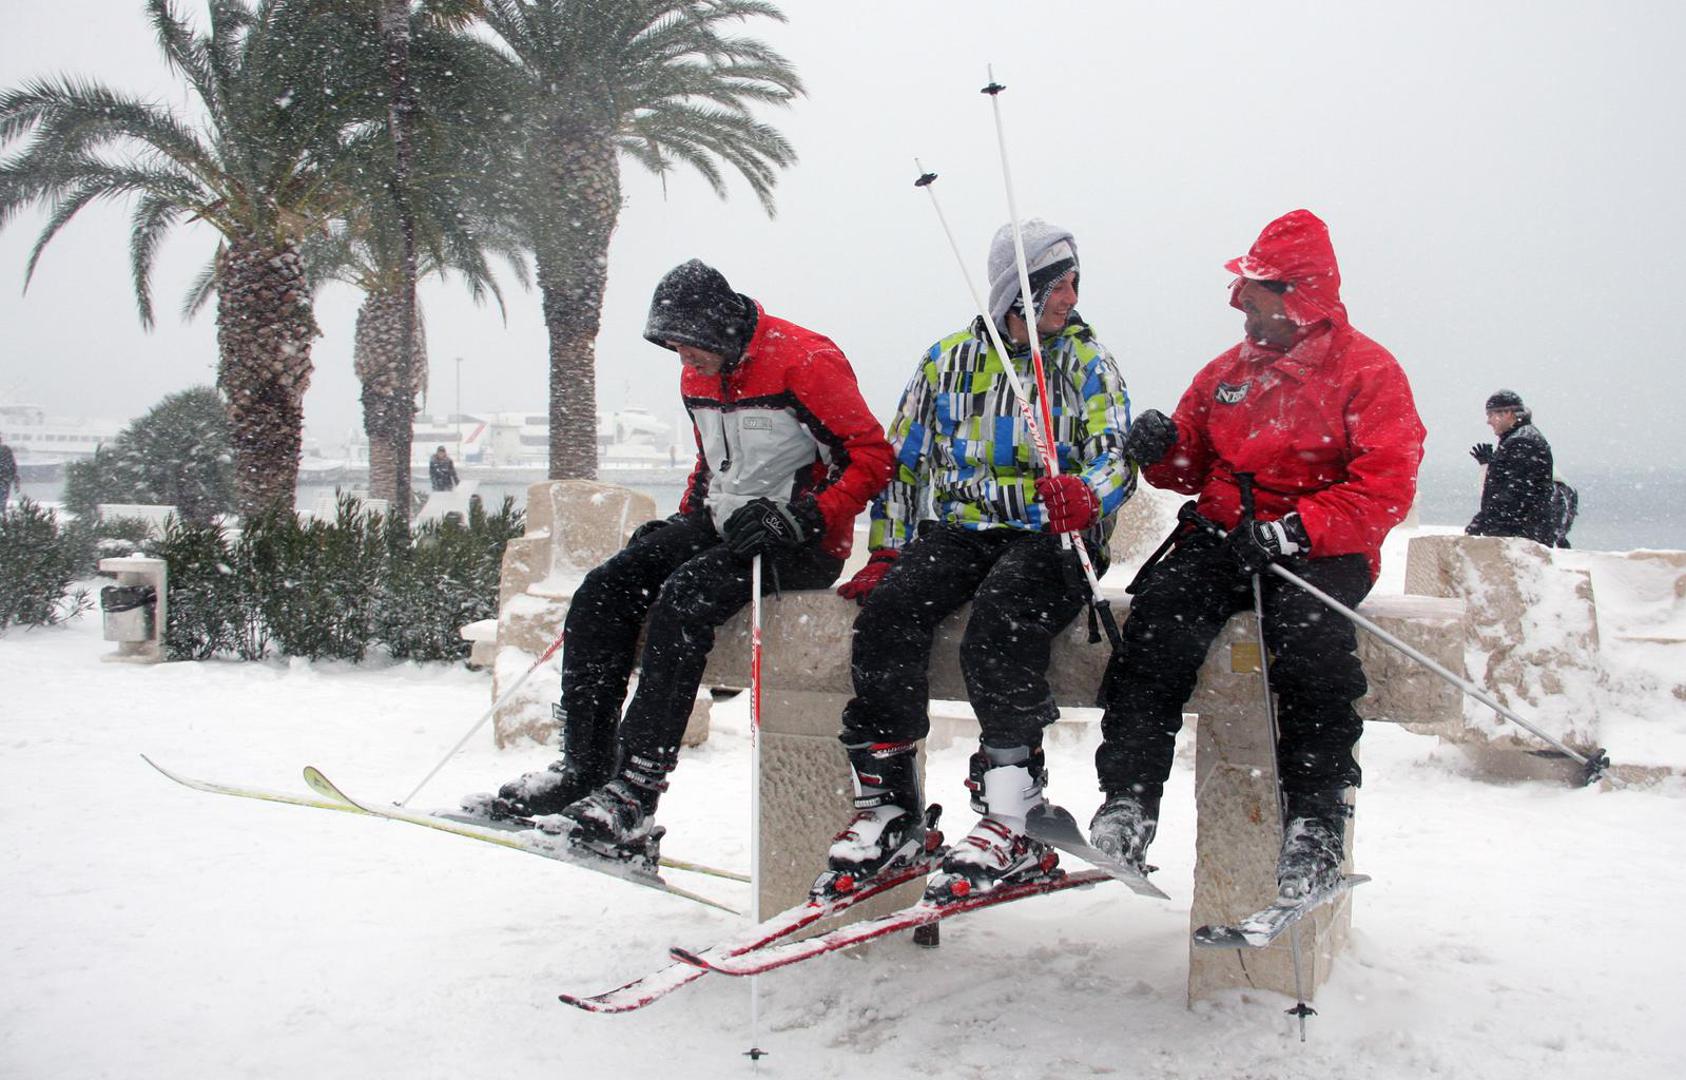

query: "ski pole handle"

left=1235, top=471, right=1257, bottom=525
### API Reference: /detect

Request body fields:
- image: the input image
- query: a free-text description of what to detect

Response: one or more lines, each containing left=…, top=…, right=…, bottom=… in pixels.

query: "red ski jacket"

left=677, top=304, right=893, bottom=561
left=1145, top=211, right=1425, bottom=579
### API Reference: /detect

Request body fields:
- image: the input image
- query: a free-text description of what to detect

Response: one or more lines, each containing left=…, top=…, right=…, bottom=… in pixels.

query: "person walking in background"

left=1091, top=209, right=1424, bottom=903
left=428, top=446, right=459, bottom=492
left=1466, top=389, right=1556, bottom=544
left=467, top=260, right=892, bottom=865
left=0, top=434, right=18, bottom=505
left=823, top=220, right=1136, bottom=901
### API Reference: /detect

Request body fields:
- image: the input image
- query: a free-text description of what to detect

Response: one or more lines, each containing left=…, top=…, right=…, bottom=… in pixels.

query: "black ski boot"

left=1276, top=789, right=1351, bottom=901
left=557, top=752, right=673, bottom=867
left=814, top=741, right=940, bottom=900
left=925, top=746, right=1059, bottom=903
left=1088, top=790, right=1161, bottom=874
left=465, top=704, right=616, bottom=820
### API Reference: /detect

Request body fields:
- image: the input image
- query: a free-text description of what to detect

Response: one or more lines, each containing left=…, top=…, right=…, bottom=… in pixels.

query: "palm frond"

left=129, top=191, right=184, bottom=328
left=180, top=250, right=221, bottom=321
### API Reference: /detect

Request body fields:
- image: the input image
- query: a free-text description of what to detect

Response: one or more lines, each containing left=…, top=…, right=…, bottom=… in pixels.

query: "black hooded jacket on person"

left=1467, top=420, right=1555, bottom=543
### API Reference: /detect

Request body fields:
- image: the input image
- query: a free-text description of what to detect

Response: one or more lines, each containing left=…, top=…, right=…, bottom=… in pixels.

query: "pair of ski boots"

left=817, top=742, right=1065, bottom=907
left=1086, top=787, right=1348, bottom=901
left=463, top=719, right=673, bottom=874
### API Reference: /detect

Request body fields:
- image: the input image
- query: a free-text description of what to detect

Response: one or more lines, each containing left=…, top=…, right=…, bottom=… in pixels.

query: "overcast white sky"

left=2, top=0, right=1682, bottom=475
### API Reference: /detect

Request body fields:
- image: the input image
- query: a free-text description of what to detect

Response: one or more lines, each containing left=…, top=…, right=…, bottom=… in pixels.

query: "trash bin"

left=101, top=584, right=157, bottom=642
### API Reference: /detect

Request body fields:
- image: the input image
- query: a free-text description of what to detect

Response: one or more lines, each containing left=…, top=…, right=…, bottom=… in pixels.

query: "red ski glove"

left=1035, top=474, right=1099, bottom=533
left=837, top=549, right=900, bottom=604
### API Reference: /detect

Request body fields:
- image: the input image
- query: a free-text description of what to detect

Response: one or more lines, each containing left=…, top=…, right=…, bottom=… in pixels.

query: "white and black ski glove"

left=721, top=497, right=824, bottom=557
left=1226, top=513, right=1310, bottom=577
left=1123, top=409, right=1179, bottom=468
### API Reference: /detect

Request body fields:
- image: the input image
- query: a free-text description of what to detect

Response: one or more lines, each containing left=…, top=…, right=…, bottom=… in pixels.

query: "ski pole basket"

left=100, top=584, right=157, bottom=642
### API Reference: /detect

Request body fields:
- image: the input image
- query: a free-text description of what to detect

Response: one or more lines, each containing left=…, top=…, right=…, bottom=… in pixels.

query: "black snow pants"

left=1095, top=529, right=1373, bottom=801
left=840, top=524, right=1096, bottom=751
left=560, top=515, right=842, bottom=771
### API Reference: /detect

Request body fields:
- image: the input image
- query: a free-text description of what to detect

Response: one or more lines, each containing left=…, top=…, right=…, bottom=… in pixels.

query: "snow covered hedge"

left=150, top=494, right=522, bottom=663
left=0, top=498, right=98, bottom=631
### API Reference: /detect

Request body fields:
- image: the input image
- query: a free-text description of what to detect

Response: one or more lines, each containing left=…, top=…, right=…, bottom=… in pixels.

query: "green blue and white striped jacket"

left=867, top=315, right=1134, bottom=552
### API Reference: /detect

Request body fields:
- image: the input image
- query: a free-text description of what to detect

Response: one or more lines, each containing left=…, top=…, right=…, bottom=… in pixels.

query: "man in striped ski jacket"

left=823, top=219, right=1137, bottom=901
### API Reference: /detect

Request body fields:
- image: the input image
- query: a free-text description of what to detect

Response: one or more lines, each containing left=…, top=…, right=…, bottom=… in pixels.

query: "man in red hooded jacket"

left=1089, top=210, right=1425, bottom=901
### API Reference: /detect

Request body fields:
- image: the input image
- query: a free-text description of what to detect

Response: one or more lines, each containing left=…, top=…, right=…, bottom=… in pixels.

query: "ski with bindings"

left=300, top=766, right=743, bottom=912
left=1023, top=804, right=1170, bottom=899
left=145, top=754, right=745, bottom=885
left=1191, top=874, right=1371, bottom=949
left=559, top=844, right=946, bottom=1014
left=672, top=868, right=1114, bottom=978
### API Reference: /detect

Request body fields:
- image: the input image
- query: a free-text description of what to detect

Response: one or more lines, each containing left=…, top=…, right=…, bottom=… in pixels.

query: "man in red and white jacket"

left=1089, top=210, right=1425, bottom=902
left=472, top=260, right=892, bottom=858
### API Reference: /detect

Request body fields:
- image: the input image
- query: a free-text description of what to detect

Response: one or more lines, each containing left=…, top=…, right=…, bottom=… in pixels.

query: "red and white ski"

left=671, top=869, right=1114, bottom=978
left=557, top=850, right=943, bottom=1014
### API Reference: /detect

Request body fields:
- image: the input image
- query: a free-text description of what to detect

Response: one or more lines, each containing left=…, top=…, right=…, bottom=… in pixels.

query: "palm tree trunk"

left=535, top=134, right=621, bottom=480
left=380, top=0, right=419, bottom=525
left=354, top=288, right=425, bottom=508
left=215, top=237, right=318, bottom=516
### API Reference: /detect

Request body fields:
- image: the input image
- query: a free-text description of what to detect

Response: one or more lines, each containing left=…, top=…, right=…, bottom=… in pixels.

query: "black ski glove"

left=1469, top=443, right=1495, bottom=466
left=626, top=518, right=671, bottom=547
left=1226, top=513, right=1310, bottom=577
left=1123, top=409, right=1179, bottom=468
left=721, top=497, right=824, bottom=557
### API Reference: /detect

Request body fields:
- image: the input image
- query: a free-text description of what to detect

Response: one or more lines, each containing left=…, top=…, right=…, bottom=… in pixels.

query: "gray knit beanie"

left=986, top=219, right=1079, bottom=334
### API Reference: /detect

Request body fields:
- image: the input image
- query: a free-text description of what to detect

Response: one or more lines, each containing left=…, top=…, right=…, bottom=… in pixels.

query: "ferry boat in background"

left=0, top=403, right=124, bottom=480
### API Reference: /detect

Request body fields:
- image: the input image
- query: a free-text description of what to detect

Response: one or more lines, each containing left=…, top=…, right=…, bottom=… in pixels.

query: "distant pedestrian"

left=428, top=446, right=458, bottom=492
left=0, top=435, right=18, bottom=505
left=1466, top=389, right=1555, bottom=544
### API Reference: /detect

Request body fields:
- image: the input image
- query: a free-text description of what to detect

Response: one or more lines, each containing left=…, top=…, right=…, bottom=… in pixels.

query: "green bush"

left=151, top=493, right=521, bottom=663
left=0, top=498, right=96, bottom=631
left=62, top=387, right=234, bottom=524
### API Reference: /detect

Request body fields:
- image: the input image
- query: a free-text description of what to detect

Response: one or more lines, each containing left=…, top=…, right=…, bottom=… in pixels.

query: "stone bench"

left=487, top=483, right=1644, bottom=1005
left=695, top=583, right=1464, bottom=1004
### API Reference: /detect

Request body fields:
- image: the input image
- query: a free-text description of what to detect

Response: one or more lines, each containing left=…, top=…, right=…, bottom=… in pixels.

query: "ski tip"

left=668, top=946, right=712, bottom=971
left=1190, top=926, right=1251, bottom=950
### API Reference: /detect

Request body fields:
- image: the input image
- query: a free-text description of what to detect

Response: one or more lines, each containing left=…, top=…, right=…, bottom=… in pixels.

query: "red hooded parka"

left=1144, top=210, right=1425, bottom=579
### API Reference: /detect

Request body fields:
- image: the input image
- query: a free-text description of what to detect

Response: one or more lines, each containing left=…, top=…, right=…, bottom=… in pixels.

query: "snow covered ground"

left=4, top=538, right=1685, bottom=1079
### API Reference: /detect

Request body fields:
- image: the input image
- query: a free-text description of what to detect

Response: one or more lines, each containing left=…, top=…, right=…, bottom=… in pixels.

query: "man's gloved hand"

left=626, top=517, right=672, bottom=547
left=837, top=549, right=899, bottom=603
left=1469, top=443, right=1495, bottom=466
left=721, top=497, right=823, bottom=557
left=1035, top=474, right=1099, bottom=533
left=1123, top=409, right=1179, bottom=468
left=1226, top=512, right=1310, bottom=577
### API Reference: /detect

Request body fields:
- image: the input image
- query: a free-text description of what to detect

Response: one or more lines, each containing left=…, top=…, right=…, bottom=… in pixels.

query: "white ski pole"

left=745, top=553, right=767, bottom=1065
left=1177, top=505, right=1618, bottom=787
left=396, top=628, right=565, bottom=808
left=913, top=156, right=1120, bottom=648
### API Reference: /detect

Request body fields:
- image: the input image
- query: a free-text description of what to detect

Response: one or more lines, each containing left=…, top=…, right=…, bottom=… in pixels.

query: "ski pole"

left=396, top=628, right=566, bottom=808
left=745, top=553, right=767, bottom=1065
left=1237, top=474, right=1313, bottom=1033
left=1181, top=507, right=1617, bottom=787
left=912, top=155, right=1120, bottom=650
left=1235, top=474, right=1288, bottom=825
left=976, top=70, right=1122, bottom=648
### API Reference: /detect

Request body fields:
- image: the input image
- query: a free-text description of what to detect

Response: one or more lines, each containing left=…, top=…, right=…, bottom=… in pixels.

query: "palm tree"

left=478, top=0, right=803, bottom=480
left=280, top=0, right=519, bottom=517
left=0, top=0, right=384, bottom=515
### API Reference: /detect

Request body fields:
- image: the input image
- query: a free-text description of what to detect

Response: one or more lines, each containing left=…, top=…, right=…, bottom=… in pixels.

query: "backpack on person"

left=1550, top=478, right=1578, bottom=549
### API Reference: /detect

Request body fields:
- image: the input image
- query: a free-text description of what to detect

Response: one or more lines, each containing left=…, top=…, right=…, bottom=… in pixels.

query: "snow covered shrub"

left=62, top=387, right=235, bottom=525
left=377, top=496, right=523, bottom=661
left=151, top=517, right=245, bottom=660
left=0, top=498, right=96, bottom=631
left=244, top=496, right=386, bottom=662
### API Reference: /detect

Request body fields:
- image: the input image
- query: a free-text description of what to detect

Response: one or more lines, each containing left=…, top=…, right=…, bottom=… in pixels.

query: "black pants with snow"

left=1095, top=530, right=1373, bottom=801
left=840, top=524, right=1095, bottom=751
left=559, top=516, right=841, bottom=773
